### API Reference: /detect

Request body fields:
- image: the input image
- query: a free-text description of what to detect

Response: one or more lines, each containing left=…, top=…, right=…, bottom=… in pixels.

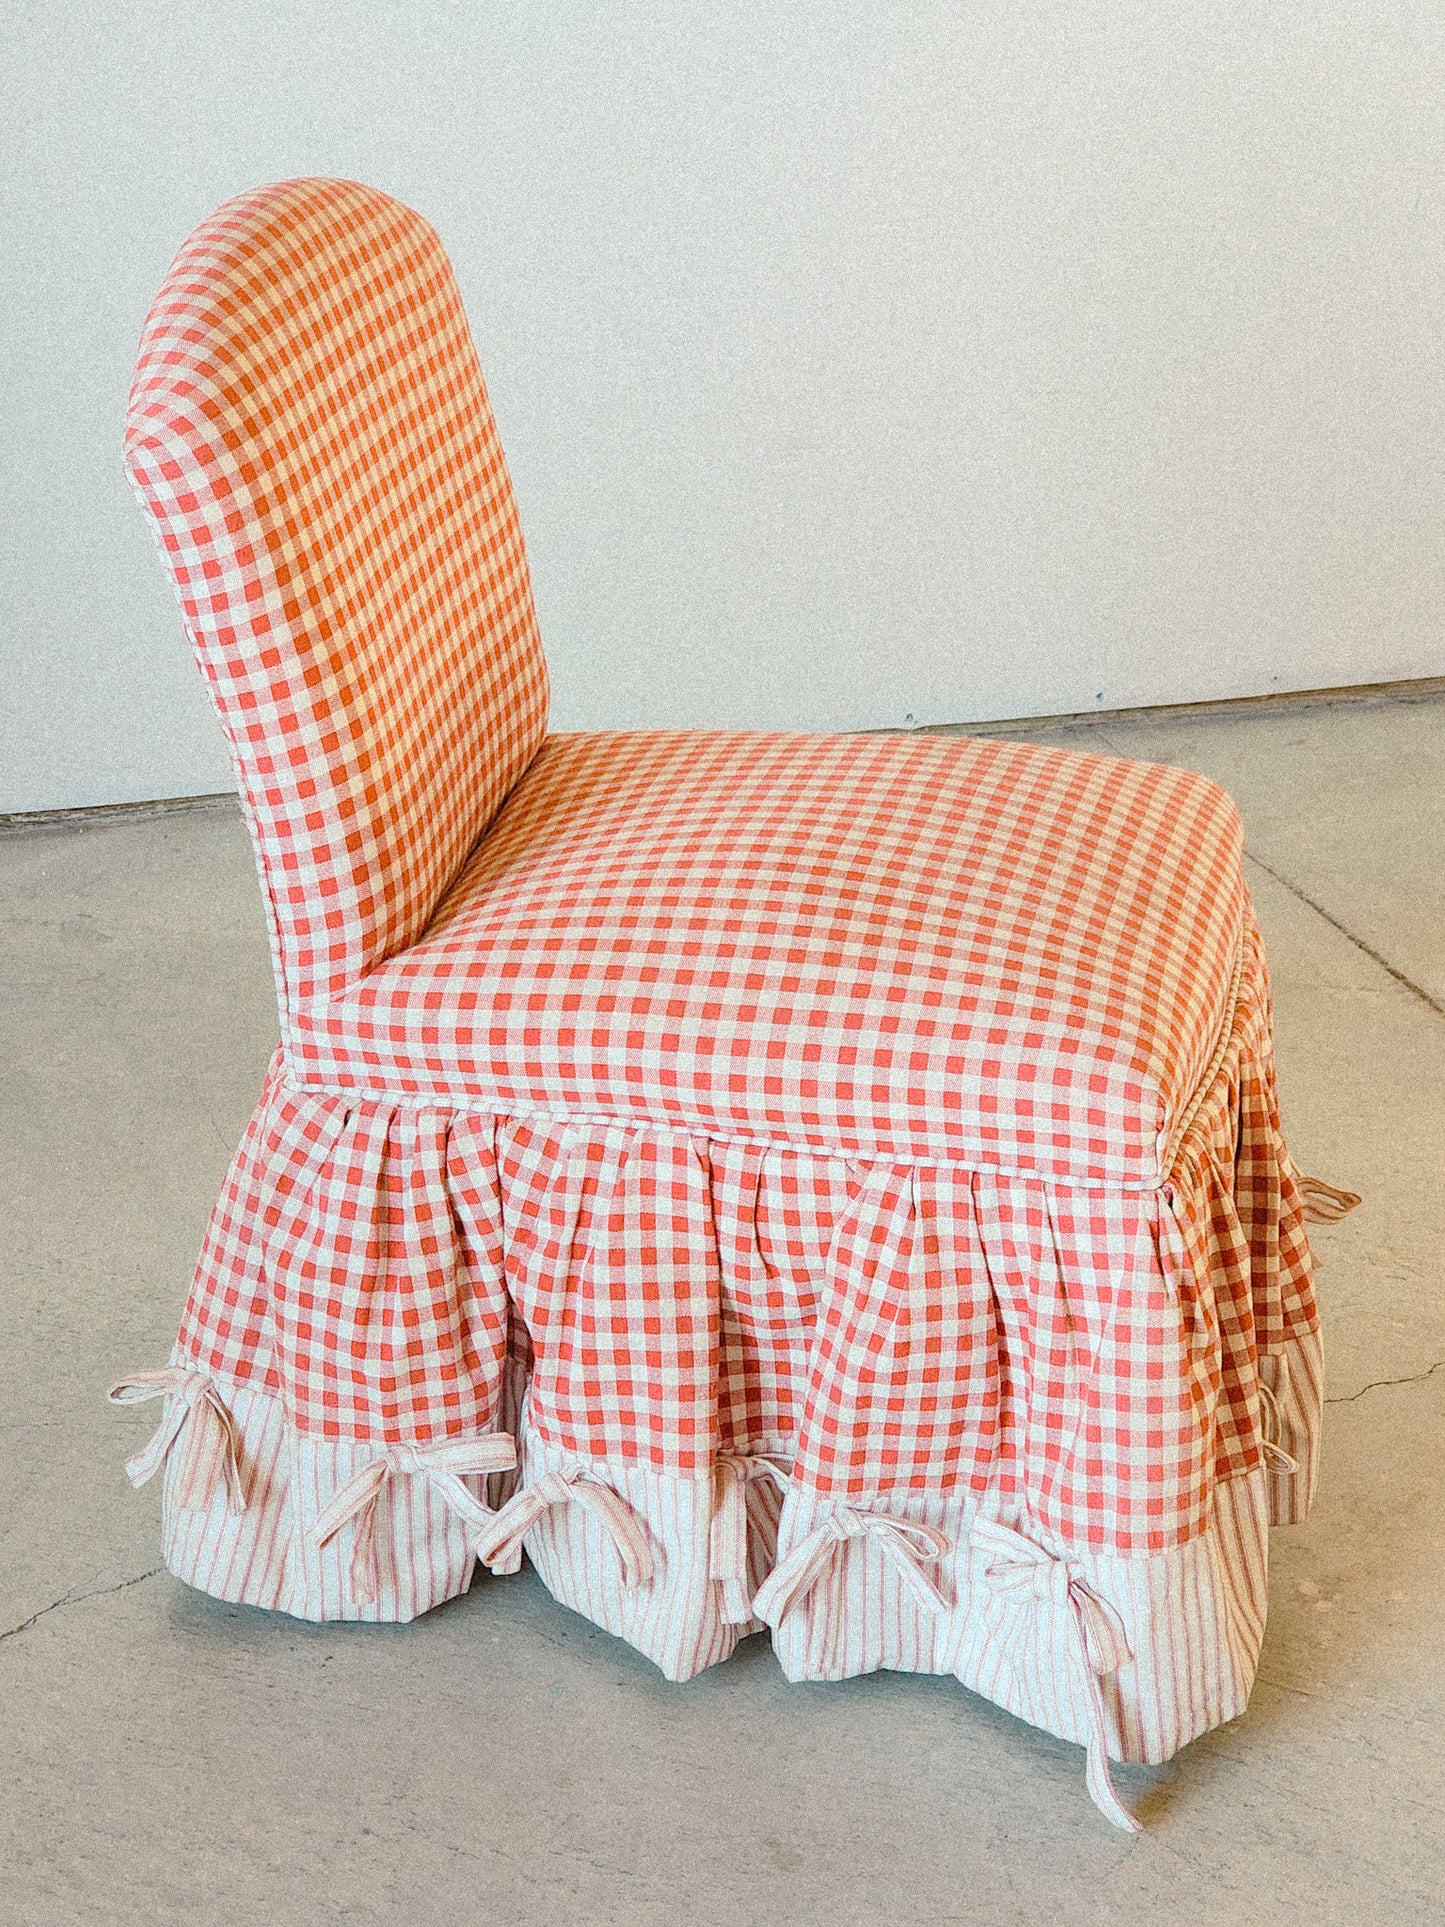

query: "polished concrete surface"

left=3, top=689, right=1441, bottom=1925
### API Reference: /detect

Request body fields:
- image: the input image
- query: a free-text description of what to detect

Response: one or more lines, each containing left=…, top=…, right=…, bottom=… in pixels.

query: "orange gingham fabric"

left=306, top=726, right=1246, bottom=1183
left=115, top=181, right=1332, bottom=1825
left=172, top=907, right=1316, bottom=1556
left=124, top=178, right=549, bottom=1012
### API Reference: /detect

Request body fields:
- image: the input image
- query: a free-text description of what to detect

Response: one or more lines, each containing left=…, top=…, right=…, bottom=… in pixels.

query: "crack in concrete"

left=1243, top=850, right=1445, bottom=1021
left=0, top=1566, right=164, bottom=1646
left=1326, top=1358, right=1445, bottom=1404
left=1255, top=1674, right=1325, bottom=1701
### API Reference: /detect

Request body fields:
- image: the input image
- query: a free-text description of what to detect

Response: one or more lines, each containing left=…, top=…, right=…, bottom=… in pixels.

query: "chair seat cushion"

left=300, top=729, right=1245, bottom=1183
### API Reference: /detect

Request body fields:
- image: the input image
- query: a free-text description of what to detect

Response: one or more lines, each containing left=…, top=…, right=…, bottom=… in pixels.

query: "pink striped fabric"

left=114, top=1360, right=1287, bottom=1817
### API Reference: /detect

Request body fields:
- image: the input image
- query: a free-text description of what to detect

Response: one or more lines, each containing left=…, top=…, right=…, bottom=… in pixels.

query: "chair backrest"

left=124, top=178, right=549, bottom=1024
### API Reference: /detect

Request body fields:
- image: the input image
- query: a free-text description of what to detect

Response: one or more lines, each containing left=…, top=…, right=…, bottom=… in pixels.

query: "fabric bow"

left=108, top=1367, right=246, bottom=1515
left=751, top=1504, right=952, bottom=1629
left=473, top=1468, right=655, bottom=1590
left=1256, top=1378, right=1299, bottom=1474
left=710, top=1453, right=791, bottom=1625
left=972, top=1517, right=1140, bottom=1833
left=308, top=1434, right=518, bottom=1606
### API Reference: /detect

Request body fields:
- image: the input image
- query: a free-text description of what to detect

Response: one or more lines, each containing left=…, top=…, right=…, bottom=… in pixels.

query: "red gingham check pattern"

left=495, top=1121, right=720, bottom=1471
left=1166, top=921, right=1318, bottom=1489
left=125, top=180, right=1318, bottom=1563
left=312, top=727, right=1246, bottom=1183
left=709, top=1140, right=841, bottom=1459
left=124, top=178, right=549, bottom=1014
left=726, top=1154, right=1220, bottom=1550
left=174, top=903, right=1314, bottom=1552
left=180, top=1064, right=511, bottom=1443
left=788, top=1163, right=1003, bottom=1501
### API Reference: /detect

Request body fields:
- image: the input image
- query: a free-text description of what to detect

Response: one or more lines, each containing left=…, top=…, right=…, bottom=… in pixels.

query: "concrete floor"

left=2, top=688, right=1442, bottom=1926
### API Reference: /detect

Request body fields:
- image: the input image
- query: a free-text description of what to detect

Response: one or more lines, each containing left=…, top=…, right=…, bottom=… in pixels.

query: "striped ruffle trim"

left=108, top=1335, right=1320, bottom=1831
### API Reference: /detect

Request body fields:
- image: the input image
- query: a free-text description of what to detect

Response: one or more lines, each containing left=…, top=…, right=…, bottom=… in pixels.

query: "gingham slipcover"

left=113, top=179, right=1347, bottom=1832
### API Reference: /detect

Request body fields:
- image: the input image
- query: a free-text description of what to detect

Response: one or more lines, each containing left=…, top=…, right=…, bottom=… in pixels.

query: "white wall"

left=5, top=1, right=1445, bottom=812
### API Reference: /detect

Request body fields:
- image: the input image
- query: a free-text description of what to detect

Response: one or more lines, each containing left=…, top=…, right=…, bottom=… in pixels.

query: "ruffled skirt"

left=113, top=920, right=1335, bottom=1829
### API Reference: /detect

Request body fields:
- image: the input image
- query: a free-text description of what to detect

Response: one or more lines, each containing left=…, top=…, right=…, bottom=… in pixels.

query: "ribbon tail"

left=1082, top=1685, right=1142, bottom=1834
left=111, top=1371, right=193, bottom=1491
left=112, top=1374, right=247, bottom=1514
left=877, top=1530, right=950, bottom=1616
left=173, top=1392, right=247, bottom=1515
left=711, top=1461, right=776, bottom=1625
left=1298, top=1175, right=1361, bottom=1224
left=751, top=1525, right=840, bottom=1630
left=309, top=1462, right=390, bottom=1605
left=1070, top=1597, right=1141, bottom=1834
left=350, top=1524, right=381, bottom=1607
left=710, top=1474, right=755, bottom=1625
left=423, top=1468, right=497, bottom=1538
left=717, top=1577, right=755, bottom=1626
left=340, top=1488, right=383, bottom=1606
left=976, top=1520, right=1141, bottom=1834
left=217, top=1419, right=248, bottom=1514
left=711, top=1534, right=755, bottom=1622
left=474, top=1486, right=547, bottom=1576
left=571, top=1482, right=655, bottom=1590
left=122, top=1401, right=188, bottom=1491
left=1256, top=1379, right=1301, bottom=1475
